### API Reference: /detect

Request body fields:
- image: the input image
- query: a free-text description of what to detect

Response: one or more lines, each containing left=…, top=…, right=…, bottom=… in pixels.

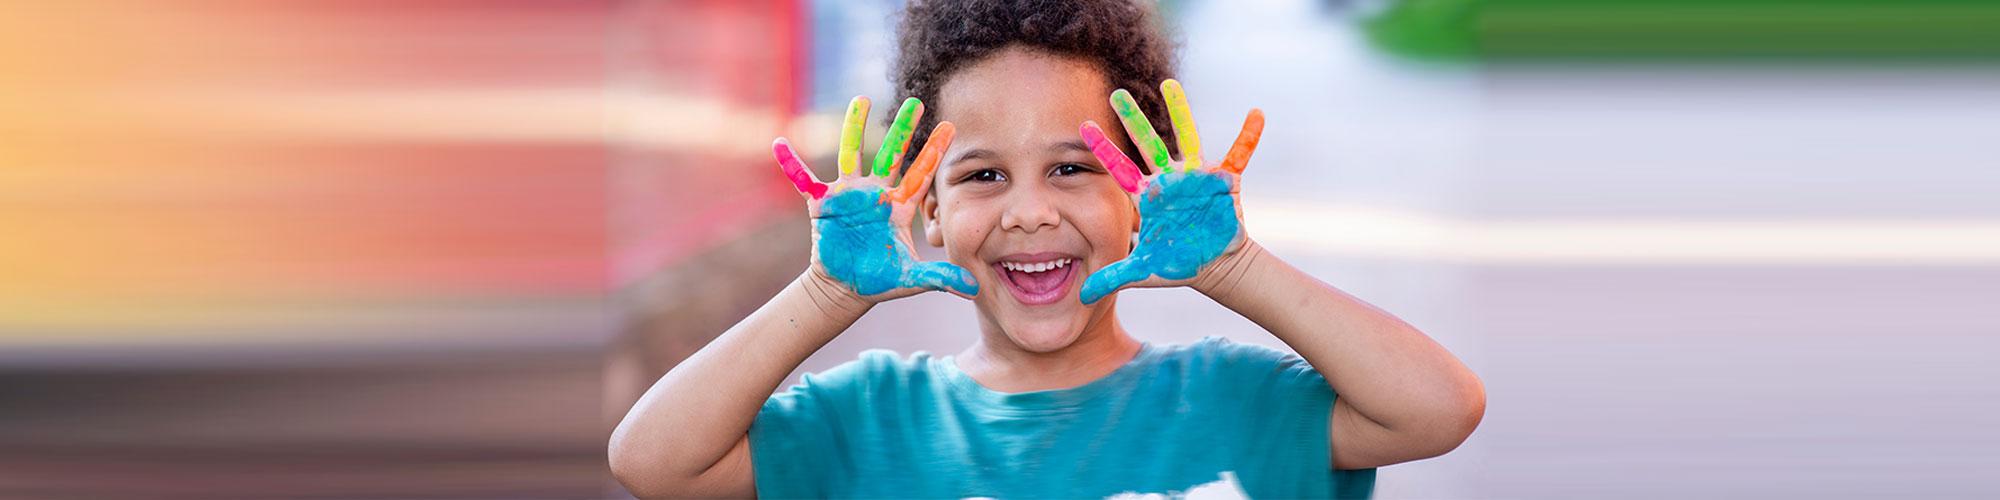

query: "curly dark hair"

left=893, top=0, right=1178, bottom=175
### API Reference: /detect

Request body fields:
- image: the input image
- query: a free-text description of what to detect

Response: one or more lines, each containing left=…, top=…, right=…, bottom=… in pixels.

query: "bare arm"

left=1073, top=80, right=1484, bottom=469
left=609, top=271, right=866, bottom=498
left=610, top=97, right=970, bottom=498
left=1195, top=240, right=1486, bottom=469
left=1074, top=80, right=1484, bottom=470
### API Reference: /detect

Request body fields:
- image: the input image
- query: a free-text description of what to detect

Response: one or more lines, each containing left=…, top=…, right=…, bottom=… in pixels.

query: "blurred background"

left=2, top=0, right=1996, bottom=498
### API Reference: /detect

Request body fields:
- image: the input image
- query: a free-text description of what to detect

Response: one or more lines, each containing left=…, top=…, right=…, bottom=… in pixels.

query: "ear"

left=924, top=191, right=945, bottom=247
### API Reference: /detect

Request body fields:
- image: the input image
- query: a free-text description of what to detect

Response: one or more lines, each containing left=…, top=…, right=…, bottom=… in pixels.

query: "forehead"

left=935, top=48, right=1114, bottom=156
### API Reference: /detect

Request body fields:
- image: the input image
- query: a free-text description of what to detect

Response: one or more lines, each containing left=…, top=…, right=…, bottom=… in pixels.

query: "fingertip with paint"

left=772, top=137, right=827, bottom=199
left=905, top=261, right=980, bottom=296
left=888, top=121, right=954, bottom=204
left=952, top=267, right=980, bottom=296
left=1080, top=121, right=1144, bottom=194
left=873, top=97, right=926, bottom=177
left=1079, top=276, right=1110, bottom=305
left=1109, top=88, right=1171, bottom=175
left=1221, top=108, right=1266, bottom=175
left=1162, top=79, right=1201, bottom=172
left=1078, top=261, right=1138, bottom=305
left=839, top=95, right=871, bottom=176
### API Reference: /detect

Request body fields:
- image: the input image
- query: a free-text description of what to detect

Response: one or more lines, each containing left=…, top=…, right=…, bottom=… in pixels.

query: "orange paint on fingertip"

left=885, top=121, right=954, bottom=204
left=1219, top=108, right=1265, bottom=175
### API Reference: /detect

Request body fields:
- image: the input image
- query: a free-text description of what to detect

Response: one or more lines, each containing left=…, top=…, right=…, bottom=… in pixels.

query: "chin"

left=1001, top=319, right=1088, bottom=353
left=988, top=292, right=1121, bottom=354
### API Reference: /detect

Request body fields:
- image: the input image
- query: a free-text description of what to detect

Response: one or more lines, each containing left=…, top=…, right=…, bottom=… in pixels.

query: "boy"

left=611, top=1, right=1483, bottom=497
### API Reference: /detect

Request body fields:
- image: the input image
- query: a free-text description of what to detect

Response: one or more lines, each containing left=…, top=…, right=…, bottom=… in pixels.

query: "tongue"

left=1009, top=267, right=1066, bottom=294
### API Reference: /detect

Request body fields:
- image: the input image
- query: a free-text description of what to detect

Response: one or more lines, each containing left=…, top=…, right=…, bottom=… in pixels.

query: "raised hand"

left=773, top=96, right=979, bottom=301
left=1077, top=79, right=1265, bottom=304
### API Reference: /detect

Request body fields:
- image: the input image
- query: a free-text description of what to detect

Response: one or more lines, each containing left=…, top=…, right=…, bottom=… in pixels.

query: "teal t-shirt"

left=749, top=336, right=1376, bottom=498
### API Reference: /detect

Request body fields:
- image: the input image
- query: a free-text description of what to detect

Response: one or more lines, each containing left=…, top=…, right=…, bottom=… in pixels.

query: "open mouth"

left=991, top=254, right=1078, bottom=306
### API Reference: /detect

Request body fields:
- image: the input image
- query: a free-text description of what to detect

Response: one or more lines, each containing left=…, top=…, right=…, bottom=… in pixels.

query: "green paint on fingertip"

left=873, top=98, right=922, bottom=177
left=1111, top=89, right=1171, bottom=173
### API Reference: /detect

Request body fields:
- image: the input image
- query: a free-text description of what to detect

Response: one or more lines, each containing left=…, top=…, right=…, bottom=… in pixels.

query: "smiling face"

left=924, top=47, right=1139, bottom=353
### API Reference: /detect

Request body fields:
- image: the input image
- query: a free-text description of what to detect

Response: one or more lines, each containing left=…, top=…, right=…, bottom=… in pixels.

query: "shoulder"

left=782, top=349, right=944, bottom=400
left=1153, top=336, right=1328, bottom=390
left=1158, top=336, right=1311, bottom=371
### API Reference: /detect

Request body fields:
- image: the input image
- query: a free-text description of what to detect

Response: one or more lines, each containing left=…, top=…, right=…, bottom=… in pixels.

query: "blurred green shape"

left=1364, top=0, right=1482, bottom=60
left=1364, top=0, right=2000, bottom=61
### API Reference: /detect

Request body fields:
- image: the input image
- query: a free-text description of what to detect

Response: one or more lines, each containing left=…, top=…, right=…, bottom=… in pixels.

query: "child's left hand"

left=1077, top=79, right=1265, bottom=304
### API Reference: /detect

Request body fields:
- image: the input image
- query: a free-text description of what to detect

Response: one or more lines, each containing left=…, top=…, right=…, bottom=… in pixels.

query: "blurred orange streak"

left=1, top=1, right=620, bottom=338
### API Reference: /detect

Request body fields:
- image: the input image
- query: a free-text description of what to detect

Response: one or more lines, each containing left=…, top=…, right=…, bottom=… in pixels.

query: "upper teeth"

left=1002, top=258, right=1071, bottom=273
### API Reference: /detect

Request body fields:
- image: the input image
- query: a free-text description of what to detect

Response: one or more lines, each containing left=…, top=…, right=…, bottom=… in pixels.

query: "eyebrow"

left=1050, top=140, right=1090, bottom=155
left=949, top=141, right=1092, bottom=166
left=949, top=148, right=997, bottom=167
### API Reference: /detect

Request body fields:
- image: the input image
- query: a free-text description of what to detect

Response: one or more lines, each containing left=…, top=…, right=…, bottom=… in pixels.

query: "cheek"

left=937, top=199, right=997, bottom=257
left=1069, top=188, right=1138, bottom=256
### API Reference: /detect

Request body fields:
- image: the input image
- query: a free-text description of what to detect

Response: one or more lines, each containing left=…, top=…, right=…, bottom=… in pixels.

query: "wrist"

left=1193, top=237, right=1268, bottom=304
left=798, top=267, right=872, bottom=321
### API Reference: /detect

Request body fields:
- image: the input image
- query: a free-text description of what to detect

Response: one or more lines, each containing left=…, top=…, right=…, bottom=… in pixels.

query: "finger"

left=1110, top=88, right=1172, bottom=175
left=1080, top=121, right=1145, bottom=194
left=838, top=95, right=870, bottom=177
left=873, top=97, right=924, bottom=178
left=887, top=121, right=953, bottom=204
left=1217, top=108, right=1265, bottom=175
left=903, top=260, right=980, bottom=297
left=772, top=138, right=828, bottom=199
left=1079, top=255, right=1151, bottom=305
left=1161, top=79, right=1201, bottom=172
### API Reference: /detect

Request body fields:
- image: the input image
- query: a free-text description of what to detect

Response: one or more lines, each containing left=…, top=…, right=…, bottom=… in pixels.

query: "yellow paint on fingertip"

left=838, top=95, right=870, bottom=176
left=1162, top=79, right=1201, bottom=172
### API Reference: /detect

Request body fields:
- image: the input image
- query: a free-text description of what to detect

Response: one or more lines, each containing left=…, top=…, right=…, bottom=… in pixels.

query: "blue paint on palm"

left=815, top=188, right=979, bottom=297
left=1080, top=171, right=1238, bottom=304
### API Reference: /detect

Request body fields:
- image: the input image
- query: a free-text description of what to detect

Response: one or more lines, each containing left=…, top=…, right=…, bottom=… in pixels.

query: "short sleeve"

left=749, top=356, right=874, bottom=498
left=1192, top=336, right=1374, bottom=498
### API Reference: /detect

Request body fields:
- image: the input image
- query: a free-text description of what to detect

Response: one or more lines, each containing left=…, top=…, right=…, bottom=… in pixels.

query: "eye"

left=1051, top=163, right=1098, bottom=177
left=964, top=168, right=1006, bottom=183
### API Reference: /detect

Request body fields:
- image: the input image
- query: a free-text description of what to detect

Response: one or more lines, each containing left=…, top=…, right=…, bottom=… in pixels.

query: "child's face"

left=925, top=47, right=1139, bottom=353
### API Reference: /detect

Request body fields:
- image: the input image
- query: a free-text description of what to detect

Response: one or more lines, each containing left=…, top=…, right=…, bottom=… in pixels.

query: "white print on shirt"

left=957, top=471, right=1247, bottom=500
left=1101, top=471, right=1249, bottom=500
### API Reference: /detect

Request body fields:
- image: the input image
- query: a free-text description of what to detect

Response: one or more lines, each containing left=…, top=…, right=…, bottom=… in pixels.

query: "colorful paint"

left=1079, top=121, right=1146, bottom=194
left=1161, top=79, right=1202, bottom=171
left=873, top=97, right=923, bottom=178
left=1110, top=88, right=1172, bottom=174
left=774, top=95, right=971, bottom=297
left=838, top=96, right=870, bottom=176
left=772, top=138, right=828, bottom=199
left=1079, top=171, right=1239, bottom=304
left=1219, top=109, right=1265, bottom=175
left=886, top=122, right=952, bottom=204
left=815, top=187, right=979, bottom=297
left=1078, top=80, right=1270, bottom=304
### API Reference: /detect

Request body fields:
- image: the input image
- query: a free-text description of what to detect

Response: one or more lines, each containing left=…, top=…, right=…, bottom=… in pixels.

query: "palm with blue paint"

left=1077, top=79, right=1266, bottom=304
left=773, top=96, right=979, bottom=301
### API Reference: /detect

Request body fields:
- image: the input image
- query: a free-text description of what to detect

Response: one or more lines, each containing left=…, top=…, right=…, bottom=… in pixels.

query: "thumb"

left=903, top=261, right=979, bottom=297
left=1079, top=255, right=1151, bottom=305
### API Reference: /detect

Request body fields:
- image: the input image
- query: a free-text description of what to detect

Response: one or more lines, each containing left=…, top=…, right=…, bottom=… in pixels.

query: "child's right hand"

left=772, top=96, right=979, bottom=305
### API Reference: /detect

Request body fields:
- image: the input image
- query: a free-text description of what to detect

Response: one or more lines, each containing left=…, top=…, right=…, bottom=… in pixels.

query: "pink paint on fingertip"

left=772, top=139, right=828, bottom=199
left=1081, top=122, right=1144, bottom=194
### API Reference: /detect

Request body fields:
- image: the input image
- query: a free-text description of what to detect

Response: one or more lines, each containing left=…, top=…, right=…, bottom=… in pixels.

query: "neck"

left=957, top=302, right=1141, bottom=393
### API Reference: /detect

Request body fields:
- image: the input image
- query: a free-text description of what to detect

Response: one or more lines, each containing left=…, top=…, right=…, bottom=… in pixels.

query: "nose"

left=999, top=182, right=1060, bottom=234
